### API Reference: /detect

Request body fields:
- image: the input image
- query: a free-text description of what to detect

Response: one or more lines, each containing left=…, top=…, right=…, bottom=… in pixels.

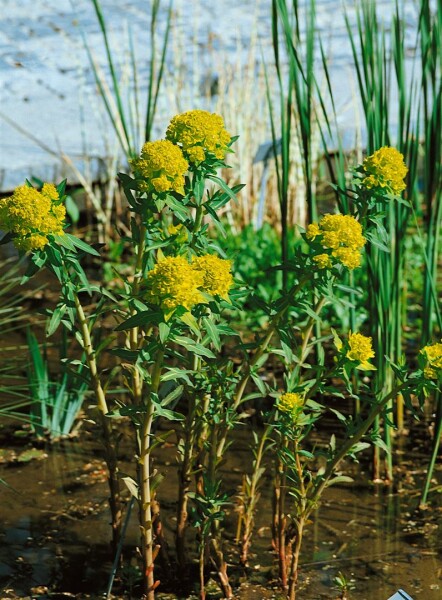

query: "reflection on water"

left=0, top=423, right=440, bottom=599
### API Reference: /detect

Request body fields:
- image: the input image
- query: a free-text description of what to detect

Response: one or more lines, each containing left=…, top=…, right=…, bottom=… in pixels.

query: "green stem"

left=287, top=438, right=307, bottom=599
left=276, top=446, right=287, bottom=589
left=130, top=224, right=147, bottom=405
left=216, top=278, right=309, bottom=460
left=294, top=296, right=327, bottom=379
left=139, top=349, right=164, bottom=599
left=176, top=392, right=197, bottom=571
left=287, top=516, right=305, bottom=600
left=74, top=293, right=122, bottom=551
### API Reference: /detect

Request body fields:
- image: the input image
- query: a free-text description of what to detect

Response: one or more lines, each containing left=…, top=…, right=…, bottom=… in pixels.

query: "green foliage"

left=2, top=89, right=439, bottom=598
left=221, top=222, right=299, bottom=301
left=26, top=329, right=89, bottom=439
left=0, top=258, right=35, bottom=424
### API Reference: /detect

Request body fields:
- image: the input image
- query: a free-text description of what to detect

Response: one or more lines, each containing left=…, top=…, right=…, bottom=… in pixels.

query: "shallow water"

left=0, top=419, right=440, bottom=600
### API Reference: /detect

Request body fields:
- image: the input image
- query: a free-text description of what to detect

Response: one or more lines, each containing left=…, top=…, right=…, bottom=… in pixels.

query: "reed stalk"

left=419, top=0, right=442, bottom=345
left=345, top=0, right=423, bottom=479
left=87, top=0, right=172, bottom=161
left=268, top=0, right=327, bottom=290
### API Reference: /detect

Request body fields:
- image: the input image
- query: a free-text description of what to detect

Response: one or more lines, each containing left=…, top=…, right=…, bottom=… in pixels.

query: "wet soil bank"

left=0, top=417, right=441, bottom=600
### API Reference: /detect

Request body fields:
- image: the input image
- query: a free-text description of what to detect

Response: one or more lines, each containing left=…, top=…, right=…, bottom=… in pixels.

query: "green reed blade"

left=90, top=0, right=134, bottom=156
left=145, top=0, right=173, bottom=142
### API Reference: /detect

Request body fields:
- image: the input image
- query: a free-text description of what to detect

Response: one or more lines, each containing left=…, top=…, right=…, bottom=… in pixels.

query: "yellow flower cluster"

left=277, top=392, right=304, bottom=416
left=313, top=253, right=332, bottom=269
left=131, top=140, right=189, bottom=195
left=147, top=254, right=233, bottom=312
left=361, top=146, right=408, bottom=195
left=147, top=256, right=205, bottom=311
left=346, top=332, right=375, bottom=369
left=166, top=110, right=231, bottom=163
left=0, top=183, right=65, bottom=251
left=192, top=254, right=233, bottom=298
left=306, top=214, right=366, bottom=270
left=420, top=342, right=442, bottom=379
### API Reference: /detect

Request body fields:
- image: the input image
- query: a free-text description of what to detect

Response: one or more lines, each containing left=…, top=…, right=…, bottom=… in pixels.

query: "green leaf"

left=251, top=371, right=267, bottom=394
left=152, top=399, right=185, bottom=421
left=56, top=179, right=67, bottom=197
left=161, top=384, right=184, bottom=407
left=159, top=322, right=170, bottom=344
left=330, top=327, right=343, bottom=352
left=165, top=196, right=190, bottom=220
left=161, top=368, right=193, bottom=385
left=47, top=304, right=67, bottom=336
left=365, top=230, right=389, bottom=252
left=52, top=233, right=77, bottom=251
left=179, top=312, right=200, bottom=336
left=297, top=449, right=314, bottom=459
left=349, top=441, right=371, bottom=455
left=329, top=408, right=347, bottom=422
left=202, top=317, right=221, bottom=351
left=207, top=175, right=239, bottom=204
left=109, top=348, right=140, bottom=360
left=173, top=336, right=216, bottom=359
left=356, top=361, right=377, bottom=372
left=115, top=309, right=162, bottom=331
left=65, top=233, right=101, bottom=256
left=325, top=475, right=354, bottom=488
left=372, top=436, right=390, bottom=454
left=65, top=195, right=80, bottom=224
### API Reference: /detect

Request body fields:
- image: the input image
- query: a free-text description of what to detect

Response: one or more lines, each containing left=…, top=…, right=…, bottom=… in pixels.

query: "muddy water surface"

left=0, top=419, right=440, bottom=600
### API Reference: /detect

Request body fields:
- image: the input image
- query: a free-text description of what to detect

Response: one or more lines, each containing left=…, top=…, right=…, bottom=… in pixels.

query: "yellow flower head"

left=130, top=140, right=189, bottom=195
left=320, top=214, right=366, bottom=250
left=361, top=146, right=408, bottom=195
left=0, top=183, right=65, bottom=251
left=168, top=223, right=183, bottom=236
left=166, top=110, right=231, bottom=163
left=332, top=247, right=361, bottom=269
left=346, top=332, right=375, bottom=368
left=307, top=214, right=366, bottom=270
left=147, top=256, right=204, bottom=312
left=277, top=392, right=304, bottom=417
left=420, top=342, right=442, bottom=379
left=187, top=145, right=206, bottom=164
left=192, top=254, right=233, bottom=298
left=306, top=223, right=321, bottom=241
left=313, top=253, right=333, bottom=269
